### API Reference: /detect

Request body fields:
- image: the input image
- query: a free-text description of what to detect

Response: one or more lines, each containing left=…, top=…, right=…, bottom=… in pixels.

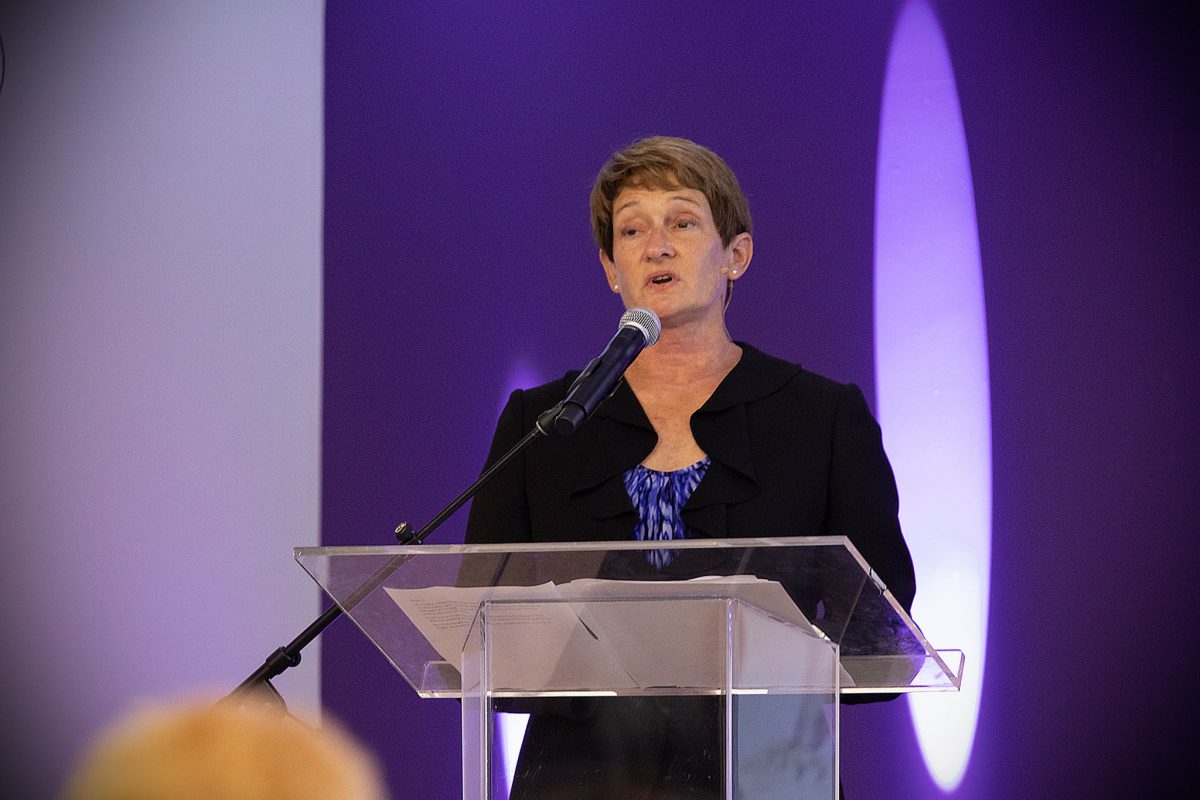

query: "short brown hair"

left=590, top=136, right=752, bottom=261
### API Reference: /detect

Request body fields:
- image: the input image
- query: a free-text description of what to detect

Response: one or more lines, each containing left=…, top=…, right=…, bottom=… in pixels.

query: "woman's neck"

left=625, top=318, right=742, bottom=390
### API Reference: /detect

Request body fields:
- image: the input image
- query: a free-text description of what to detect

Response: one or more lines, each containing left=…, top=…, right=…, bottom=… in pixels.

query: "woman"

left=465, top=136, right=915, bottom=799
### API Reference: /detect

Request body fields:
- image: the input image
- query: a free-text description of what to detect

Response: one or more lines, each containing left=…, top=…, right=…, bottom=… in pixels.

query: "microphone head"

left=619, top=307, right=661, bottom=347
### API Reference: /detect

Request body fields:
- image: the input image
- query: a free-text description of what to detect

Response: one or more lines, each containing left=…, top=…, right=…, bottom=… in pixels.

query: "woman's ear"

left=728, top=232, right=753, bottom=280
left=599, top=248, right=620, bottom=292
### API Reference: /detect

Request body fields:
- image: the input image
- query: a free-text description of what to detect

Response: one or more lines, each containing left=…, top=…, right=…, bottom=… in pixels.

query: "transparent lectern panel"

left=461, top=597, right=840, bottom=800
left=295, top=536, right=962, bottom=698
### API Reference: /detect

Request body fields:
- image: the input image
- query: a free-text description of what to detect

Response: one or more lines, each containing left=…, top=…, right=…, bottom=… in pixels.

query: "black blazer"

left=464, top=344, right=914, bottom=798
left=465, top=342, right=916, bottom=612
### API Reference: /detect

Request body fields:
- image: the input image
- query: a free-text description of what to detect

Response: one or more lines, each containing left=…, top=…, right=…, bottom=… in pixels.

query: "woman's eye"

left=621, top=227, right=640, bottom=237
left=676, top=219, right=695, bottom=229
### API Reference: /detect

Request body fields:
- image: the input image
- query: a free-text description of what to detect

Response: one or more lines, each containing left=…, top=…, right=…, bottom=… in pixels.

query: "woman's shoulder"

left=726, top=343, right=862, bottom=406
left=495, top=370, right=584, bottom=429
left=508, top=371, right=580, bottom=403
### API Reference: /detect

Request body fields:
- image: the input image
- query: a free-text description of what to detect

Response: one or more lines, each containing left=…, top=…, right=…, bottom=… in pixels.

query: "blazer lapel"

left=567, top=345, right=802, bottom=539
left=684, top=344, right=802, bottom=539
left=568, top=380, right=655, bottom=522
left=684, top=404, right=758, bottom=538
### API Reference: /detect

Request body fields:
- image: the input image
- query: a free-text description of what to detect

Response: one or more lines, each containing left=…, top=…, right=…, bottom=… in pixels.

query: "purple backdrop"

left=323, top=1, right=1199, bottom=796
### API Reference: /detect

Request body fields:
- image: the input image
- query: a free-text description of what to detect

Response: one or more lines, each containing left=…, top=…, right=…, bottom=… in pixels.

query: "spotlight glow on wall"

left=874, top=0, right=991, bottom=791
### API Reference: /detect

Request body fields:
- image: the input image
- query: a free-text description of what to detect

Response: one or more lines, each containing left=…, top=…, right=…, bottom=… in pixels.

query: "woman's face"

left=601, top=185, right=751, bottom=330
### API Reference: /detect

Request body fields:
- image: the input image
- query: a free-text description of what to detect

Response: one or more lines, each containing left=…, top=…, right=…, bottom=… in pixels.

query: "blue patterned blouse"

left=623, top=457, right=711, bottom=568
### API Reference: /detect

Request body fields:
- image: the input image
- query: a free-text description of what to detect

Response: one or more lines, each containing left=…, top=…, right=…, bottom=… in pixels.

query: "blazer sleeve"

left=464, top=389, right=534, bottom=545
left=827, top=383, right=916, bottom=613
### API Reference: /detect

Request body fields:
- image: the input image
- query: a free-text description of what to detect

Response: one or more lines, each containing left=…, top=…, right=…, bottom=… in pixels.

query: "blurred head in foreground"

left=61, top=694, right=386, bottom=800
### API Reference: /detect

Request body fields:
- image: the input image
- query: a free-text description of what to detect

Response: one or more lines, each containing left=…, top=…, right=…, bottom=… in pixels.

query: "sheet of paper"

left=384, top=583, right=638, bottom=691
left=386, top=576, right=848, bottom=693
left=559, top=577, right=843, bottom=690
left=563, top=575, right=814, bottom=630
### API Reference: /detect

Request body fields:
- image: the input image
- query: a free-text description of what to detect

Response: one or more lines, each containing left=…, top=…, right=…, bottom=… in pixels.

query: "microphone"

left=546, top=307, right=661, bottom=436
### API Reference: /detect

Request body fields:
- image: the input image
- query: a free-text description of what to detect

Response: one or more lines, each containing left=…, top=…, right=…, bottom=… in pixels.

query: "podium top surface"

left=296, top=536, right=962, bottom=698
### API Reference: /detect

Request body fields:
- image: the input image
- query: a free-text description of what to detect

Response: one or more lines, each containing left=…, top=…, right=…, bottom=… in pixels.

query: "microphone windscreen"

left=620, top=307, right=661, bottom=347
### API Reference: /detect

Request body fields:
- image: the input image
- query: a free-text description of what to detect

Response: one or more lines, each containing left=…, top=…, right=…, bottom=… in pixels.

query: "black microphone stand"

left=229, top=405, right=565, bottom=704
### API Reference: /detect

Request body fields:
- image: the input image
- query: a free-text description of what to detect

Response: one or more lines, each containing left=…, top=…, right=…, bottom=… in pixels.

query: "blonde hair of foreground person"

left=60, top=695, right=386, bottom=800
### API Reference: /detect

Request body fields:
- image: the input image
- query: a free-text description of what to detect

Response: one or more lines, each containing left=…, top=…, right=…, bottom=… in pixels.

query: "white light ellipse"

left=874, top=0, right=991, bottom=791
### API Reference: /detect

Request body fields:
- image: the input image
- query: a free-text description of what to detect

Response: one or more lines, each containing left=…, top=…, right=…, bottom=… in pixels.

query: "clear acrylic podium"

left=296, top=536, right=962, bottom=799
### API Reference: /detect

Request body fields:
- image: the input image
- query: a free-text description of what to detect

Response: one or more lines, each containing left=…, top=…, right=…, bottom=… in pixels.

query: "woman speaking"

left=465, top=136, right=915, bottom=799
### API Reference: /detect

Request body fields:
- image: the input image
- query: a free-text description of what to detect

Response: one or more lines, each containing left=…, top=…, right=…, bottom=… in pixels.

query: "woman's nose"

left=645, top=225, right=675, bottom=259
